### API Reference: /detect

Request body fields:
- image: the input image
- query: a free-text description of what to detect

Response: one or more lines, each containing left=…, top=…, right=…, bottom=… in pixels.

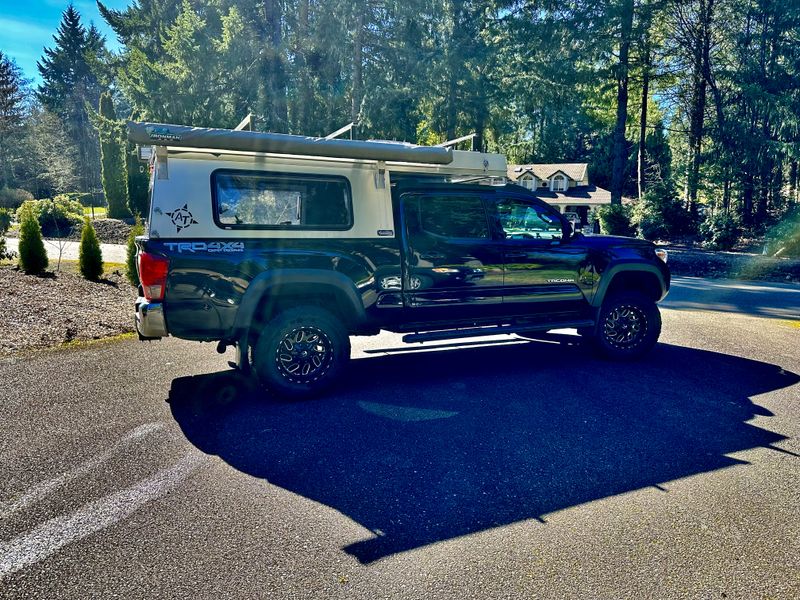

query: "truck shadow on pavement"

left=167, top=341, right=798, bottom=564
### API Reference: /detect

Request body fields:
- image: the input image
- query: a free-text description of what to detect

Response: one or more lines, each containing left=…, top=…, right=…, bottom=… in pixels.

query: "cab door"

left=400, top=192, right=504, bottom=321
left=490, top=193, right=590, bottom=314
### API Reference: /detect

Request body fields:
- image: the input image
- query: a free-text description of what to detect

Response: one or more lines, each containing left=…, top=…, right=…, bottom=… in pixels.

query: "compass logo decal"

left=165, top=204, right=198, bottom=233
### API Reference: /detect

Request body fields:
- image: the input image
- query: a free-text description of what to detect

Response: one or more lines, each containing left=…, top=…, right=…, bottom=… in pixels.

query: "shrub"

left=126, top=215, right=145, bottom=286
left=631, top=185, right=693, bottom=241
left=0, top=207, right=11, bottom=233
left=763, top=208, right=800, bottom=258
left=79, top=218, right=104, bottom=281
left=17, top=204, right=49, bottom=274
left=16, top=196, right=84, bottom=237
left=0, top=187, right=33, bottom=210
left=699, top=211, right=739, bottom=251
left=597, top=204, right=634, bottom=236
left=0, top=207, right=10, bottom=259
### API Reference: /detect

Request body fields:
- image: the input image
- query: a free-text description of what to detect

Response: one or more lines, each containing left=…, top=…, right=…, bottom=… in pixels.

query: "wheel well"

left=249, top=283, right=358, bottom=340
left=604, top=271, right=662, bottom=303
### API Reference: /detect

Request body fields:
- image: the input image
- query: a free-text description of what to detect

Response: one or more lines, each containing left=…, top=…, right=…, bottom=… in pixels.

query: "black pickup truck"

left=136, top=173, right=669, bottom=398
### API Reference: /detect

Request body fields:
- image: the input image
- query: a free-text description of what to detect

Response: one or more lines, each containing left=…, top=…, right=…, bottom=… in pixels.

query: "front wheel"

left=252, top=306, right=350, bottom=399
left=589, top=292, right=661, bottom=360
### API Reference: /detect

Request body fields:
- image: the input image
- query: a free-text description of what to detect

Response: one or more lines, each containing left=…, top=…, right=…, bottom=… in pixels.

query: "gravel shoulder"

left=664, top=246, right=800, bottom=283
left=0, top=264, right=136, bottom=357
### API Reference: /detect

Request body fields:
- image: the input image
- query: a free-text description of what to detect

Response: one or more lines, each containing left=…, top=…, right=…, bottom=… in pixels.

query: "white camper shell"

left=129, top=122, right=507, bottom=241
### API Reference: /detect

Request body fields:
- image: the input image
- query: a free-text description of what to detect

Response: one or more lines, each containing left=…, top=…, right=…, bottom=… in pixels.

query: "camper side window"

left=212, top=170, right=352, bottom=229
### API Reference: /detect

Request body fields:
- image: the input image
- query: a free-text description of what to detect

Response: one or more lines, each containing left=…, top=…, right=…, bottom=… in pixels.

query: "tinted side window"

left=419, top=195, right=489, bottom=239
left=496, top=198, right=563, bottom=241
left=213, top=170, right=351, bottom=229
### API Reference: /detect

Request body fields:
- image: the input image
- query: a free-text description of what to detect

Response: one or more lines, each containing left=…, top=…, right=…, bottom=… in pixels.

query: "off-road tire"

left=590, top=292, right=661, bottom=360
left=253, top=306, right=350, bottom=399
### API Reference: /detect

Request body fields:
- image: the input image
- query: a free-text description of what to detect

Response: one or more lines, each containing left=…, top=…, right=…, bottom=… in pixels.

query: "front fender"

left=591, top=262, right=670, bottom=307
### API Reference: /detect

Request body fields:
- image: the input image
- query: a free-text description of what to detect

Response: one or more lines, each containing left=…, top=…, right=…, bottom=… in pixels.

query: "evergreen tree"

left=125, top=215, right=144, bottom=286
left=0, top=52, right=29, bottom=189
left=37, top=5, right=107, bottom=195
left=18, top=203, right=48, bottom=275
left=79, top=217, right=103, bottom=280
left=93, top=91, right=129, bottom=218
left=78, top=217, right=103, bottom=281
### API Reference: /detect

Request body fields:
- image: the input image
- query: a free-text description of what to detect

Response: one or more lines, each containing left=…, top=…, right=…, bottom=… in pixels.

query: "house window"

left=552, top=175, right=567, bottom=192
left=519, top=175, right=535, bottom=191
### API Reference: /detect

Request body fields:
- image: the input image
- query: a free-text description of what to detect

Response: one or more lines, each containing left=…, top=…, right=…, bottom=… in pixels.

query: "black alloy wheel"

left=253, top=306, right=350, bottom=399
left=591, top=292, right=661, bottom=360
left=275, top=326, right=334, bottom=384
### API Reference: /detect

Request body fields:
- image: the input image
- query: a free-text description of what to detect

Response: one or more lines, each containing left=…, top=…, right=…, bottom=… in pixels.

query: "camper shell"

left=131, top=121, right=669, bottom=398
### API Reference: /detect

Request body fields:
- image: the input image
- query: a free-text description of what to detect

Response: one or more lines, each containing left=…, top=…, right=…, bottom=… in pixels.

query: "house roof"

left=533, top=185, right=610, bottom=205
left=507, top=163, right=588, bottom=182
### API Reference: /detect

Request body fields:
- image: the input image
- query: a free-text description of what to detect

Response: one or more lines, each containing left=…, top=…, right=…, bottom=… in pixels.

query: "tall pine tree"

left=0, top=52, right=29, bottom=189
left=37, top=5, right=106, bottom=196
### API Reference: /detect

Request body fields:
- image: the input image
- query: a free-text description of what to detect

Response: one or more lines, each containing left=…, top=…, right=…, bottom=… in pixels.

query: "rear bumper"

left=135, top=298, right=168, bottom=339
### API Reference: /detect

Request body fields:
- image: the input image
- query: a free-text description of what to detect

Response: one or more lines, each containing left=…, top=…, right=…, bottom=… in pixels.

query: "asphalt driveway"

left=0, top=278, right=798, bottom=599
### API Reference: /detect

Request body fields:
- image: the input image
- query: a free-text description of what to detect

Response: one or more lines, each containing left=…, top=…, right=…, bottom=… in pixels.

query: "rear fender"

left=233, top=269, right=366, bottom=335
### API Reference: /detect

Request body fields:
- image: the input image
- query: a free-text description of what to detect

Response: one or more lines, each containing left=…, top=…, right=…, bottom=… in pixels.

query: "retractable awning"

left=128, top=122, right=454, bottom=165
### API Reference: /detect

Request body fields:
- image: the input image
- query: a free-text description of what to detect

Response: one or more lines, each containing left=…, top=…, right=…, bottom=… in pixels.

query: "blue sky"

left=0, top=0, right=131, bottom=84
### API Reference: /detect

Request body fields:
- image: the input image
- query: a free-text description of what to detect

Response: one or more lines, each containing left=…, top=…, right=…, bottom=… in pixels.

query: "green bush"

left=699, top=211, right=739, bottom=251
left=79, top=217, right=103, bottom=281
left=16, top=196, right=84, bottom=237
left=597, top=204, right=634, bottom=236
left=0, top=207, right=11, bottom=233
left=0, top=207, right=10, bottom=259
left=631, top=185, right=693, bottom=241
left=126, top=216, right=145, bottom=286
left=763, top=208, right=800, bottom=258
left=17, top=204, right=49, bottom=274
left=0, top=187, right=33, bottom=210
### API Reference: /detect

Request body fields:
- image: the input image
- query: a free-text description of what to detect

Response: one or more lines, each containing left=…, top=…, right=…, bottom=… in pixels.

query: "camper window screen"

left=213, top=171, right=352, bottom=229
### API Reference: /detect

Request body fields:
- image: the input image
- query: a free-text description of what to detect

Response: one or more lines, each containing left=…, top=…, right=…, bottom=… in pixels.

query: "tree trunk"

left=259, top=0, right=288, bottom=133
left=351, top=12, right=365, bottom=124
left=684, top=0, right=714, bottom=218
left=638, top=40, right=651, bottom=202
left=292, top=0, right=312, bottom=134
left=790, top=160, right=798, bottom=204
left=610, top=0, right=635, bottom=205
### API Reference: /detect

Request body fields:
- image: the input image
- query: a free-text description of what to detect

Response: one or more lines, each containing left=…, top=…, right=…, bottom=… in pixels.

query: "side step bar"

left=402, top=320, right=595, bottom=344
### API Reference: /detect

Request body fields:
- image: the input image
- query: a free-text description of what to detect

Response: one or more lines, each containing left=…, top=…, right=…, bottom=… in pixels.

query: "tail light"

left=138, top=252, right=169, bottom=301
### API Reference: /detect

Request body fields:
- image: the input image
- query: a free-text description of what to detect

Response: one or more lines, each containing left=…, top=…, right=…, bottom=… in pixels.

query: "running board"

left=402, top=320, right=594, bottom=344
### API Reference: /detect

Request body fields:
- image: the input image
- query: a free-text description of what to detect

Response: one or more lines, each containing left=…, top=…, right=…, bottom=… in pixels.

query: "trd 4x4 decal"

left=163, top=241, right=245, bottom=253
left=166, top=204, right=198, bottom=232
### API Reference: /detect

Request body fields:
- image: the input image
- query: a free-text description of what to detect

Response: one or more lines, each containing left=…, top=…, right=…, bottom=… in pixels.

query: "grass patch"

left=48, top=259, right=127, bottom=277
left=83, top=206, right=108, bottom=217
left=59, top=331, right=136, bottom=350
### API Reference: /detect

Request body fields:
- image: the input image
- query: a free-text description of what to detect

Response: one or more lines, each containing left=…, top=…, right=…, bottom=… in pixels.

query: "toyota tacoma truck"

left=130, top=122, right=670, bottom=398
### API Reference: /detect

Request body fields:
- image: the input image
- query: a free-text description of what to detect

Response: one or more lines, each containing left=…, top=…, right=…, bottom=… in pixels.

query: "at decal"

left=165, top=205, right=198, bottom=233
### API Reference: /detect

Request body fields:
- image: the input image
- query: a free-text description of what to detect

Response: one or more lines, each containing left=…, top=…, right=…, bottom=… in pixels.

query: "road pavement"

left=3, top=238, right=127, bottom=264
left=1, top=278, right=798, bottom=599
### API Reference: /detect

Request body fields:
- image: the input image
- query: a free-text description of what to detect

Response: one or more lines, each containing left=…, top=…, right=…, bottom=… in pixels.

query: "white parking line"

left=0, top=451, right=205, bottom=579
left=0, top=423, right=165, bottom=520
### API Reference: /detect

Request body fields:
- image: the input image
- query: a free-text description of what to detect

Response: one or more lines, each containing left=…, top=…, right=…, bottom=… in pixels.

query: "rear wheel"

left=253, top=306, right=350, bottom=399
left=590, top=292, right=661, bottom=360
